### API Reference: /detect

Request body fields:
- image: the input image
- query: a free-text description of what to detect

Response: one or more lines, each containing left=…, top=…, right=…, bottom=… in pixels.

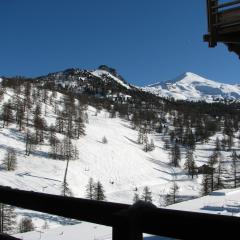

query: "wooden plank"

left=219, top=7, right=240, bottom=23
left=207, top=0, right=218, bottom=47
left=0, top=234, right=21, bottom=240
left=213, top=0, right=240, bottom=9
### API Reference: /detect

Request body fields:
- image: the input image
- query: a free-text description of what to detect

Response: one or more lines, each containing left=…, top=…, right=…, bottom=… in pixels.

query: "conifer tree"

left=25, top=129, right=36, bottom=156
left=19, top=217, right=35, bottom=233
left=1, top=102, right=13, bottom=128
left=33, top=104, right=46, bottom=143
left=133, top=193, right=140, bottom=203
left=215, top=153, right=224, bottom=190
left=63, top=136, right=74, bottom=160
left=201, top=174, right=211, bottom=196
left=74, top=116, right=85, bottom=139
left=184, top=149, right=197, bottom=179
left=169, top=143, right=181, bottom=167
left=55, top=114, right=64, bottom=134
left=141, top=186, right=152, bottom=203
left=143, top=133, right=150, bottom=152
left=163, top=139, right=170, bottom=150
left=93, top=181, right=106, bottom=201
left=61, top=181, right=73, bottom=197
left=3, top=148, right=17, bottom=171
left=15, top=100, right=25, bottom=131
left=49, top=135, right=60, bottom=159
left=0, top=88, right=4, bottom=103
left=231, top=150, right=240, bottom=188
left=208, top=151, right=218, bottom=192
left=0, top=203, right=16, bottom=234
left=164, top=182, right=179, bottom=206
left=137, top=128, right=143, bottom=144
left=86, top=178, right=95, bottom=200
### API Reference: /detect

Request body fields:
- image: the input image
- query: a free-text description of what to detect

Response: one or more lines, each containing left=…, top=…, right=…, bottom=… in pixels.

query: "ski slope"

left=0, top=87, right=239, bottom=233
left=0, top=105, right=199, bottom=204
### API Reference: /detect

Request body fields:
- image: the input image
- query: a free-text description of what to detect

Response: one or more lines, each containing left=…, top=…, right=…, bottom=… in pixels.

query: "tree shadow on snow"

left=147, top=157, right=169, bottom=168
left=0, top=143, right=23, bottom=156
left=18, top=211, right=80, bottom=225
left=124, top=136, right=139, bottom=145
left=0, top=128, right=25, bottom=143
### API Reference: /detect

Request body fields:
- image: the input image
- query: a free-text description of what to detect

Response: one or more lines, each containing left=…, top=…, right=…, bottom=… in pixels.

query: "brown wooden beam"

left=1, top=186, right=240, bottom=239
left=204, top=33, right=240, bottom=44
left=0, top=234, right=21, bottom=240
left=212, top=0, right=240, bottom=9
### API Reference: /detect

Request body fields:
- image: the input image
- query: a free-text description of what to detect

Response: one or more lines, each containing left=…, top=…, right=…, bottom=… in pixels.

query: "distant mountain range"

left=142, top=72, right=240, bottom=102
left=2, top=66, right=240, bottom=102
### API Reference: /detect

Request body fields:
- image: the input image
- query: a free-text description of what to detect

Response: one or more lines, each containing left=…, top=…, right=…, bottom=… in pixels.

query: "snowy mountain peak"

left=163, top=72, right=215, bottom=86
left=147, top=72, right=210, bottom=88
left=143, top=72, right=240, bottom=102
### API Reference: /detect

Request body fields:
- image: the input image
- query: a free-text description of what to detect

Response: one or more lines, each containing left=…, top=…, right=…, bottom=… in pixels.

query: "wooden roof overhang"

left=204, top=0, right=240, bottom=58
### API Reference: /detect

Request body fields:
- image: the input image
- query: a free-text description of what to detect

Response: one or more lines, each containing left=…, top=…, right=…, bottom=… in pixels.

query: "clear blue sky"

left=0, top=0, right=239, bottom=86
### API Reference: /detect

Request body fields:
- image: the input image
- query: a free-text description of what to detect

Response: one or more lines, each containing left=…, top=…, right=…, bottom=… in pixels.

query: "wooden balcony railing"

left=0, top=186, right=240, bottom=239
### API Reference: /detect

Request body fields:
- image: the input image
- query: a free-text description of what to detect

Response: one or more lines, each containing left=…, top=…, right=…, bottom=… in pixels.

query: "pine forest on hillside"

left=0, top=67, right=240, bottom=234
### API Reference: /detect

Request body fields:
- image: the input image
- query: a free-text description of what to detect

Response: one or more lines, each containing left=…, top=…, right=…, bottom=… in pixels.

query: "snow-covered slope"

left=0, top=83, right=239, bottom=236
left=0, top=88, right=202, bottom=231
left=168, top=188, right=240, bottom=217
left=143, top=72, right=240, bottom=102
left=14, top=222, right=170, bottom=240
left=0, top=90, right=199, bottom=204
left=91, top=69, right=131, bottom=89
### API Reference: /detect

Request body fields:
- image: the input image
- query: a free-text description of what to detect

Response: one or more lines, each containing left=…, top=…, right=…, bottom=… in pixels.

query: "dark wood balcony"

left=204, top=0, right=240, bottom=58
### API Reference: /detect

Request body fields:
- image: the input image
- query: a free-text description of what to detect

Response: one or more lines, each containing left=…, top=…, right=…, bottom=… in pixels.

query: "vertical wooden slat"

left=112, top=224, right=143, bottom=240
left=207, top=0, right=218, bottom=47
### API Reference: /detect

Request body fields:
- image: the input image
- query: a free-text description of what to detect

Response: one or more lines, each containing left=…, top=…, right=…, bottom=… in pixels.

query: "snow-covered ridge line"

left=143, top=72, right=240, bottom=102
left=2, top=67, right=239, bottom=103
left=91, top=69, right=131, bottom=89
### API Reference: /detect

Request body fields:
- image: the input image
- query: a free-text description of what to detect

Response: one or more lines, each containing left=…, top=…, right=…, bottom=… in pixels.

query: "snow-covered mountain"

left=143, top=72, right=240, bottom=102
left=0, top=67, right=240, bottom=237
left=16, top=66, right=239, bottom=103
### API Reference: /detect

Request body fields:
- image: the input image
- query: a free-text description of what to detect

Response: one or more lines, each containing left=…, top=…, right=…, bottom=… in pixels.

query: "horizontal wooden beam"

left=1, top=186, right=240, bottom=239
left=212, top=0, right=240, bottom=9
left=0, top=234, right=20, bottom=240
left=204, top=34, right=240, bottom=44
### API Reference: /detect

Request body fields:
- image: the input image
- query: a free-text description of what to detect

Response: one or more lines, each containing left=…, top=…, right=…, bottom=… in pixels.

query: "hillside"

left=0, top=87, right=199, bottom=220
left=0, top=67, right=239, bottom=236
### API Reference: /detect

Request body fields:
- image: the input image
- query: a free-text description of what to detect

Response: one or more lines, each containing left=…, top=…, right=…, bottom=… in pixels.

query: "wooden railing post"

left=207, top=0, right=218, bottom=47
left=112, top=222, right=142, bottom=240
left=112, top=201, right=157, bottom=240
